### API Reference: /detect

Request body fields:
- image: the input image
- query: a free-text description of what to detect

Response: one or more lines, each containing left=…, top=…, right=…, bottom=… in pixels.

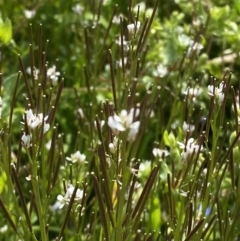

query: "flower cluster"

left=66, top=151, right=87, bottom=164
left=178, top=138, right=202, bottom=161
left=108, top=108, right=140, bottom=142
left=23, top=109, right=50, bottom=133
left=183, top=87, right=202, bottom=102
left=57, top=184, right=83, bottom=209
left=208, top=81, right=225, bottom=106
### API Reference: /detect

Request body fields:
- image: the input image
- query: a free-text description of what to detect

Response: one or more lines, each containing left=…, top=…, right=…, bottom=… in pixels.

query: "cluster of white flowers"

left=66, top=151, right=87, bottom=164
left=57, top=184, right=83, bottom=209
left=183, top=87, right=202, bottom=102
left=177, top=28, right=203, bottom=56
left=108, top=108, right=140, bottom=142
left=207, top=81, right=225, bottom=106
left=23, top=109, right=50, bottom=133
left=26, top=65, right=60, bottom=84
left=127, top=21, right=141, bottom=34
left=21, top=109, right=50, bottom=148
left=178, top=138, right=202, bottom=160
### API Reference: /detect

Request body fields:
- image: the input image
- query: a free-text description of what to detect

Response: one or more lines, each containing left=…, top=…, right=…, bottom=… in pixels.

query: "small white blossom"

left=109, top=136, right=119, bottom=154
left=22, top=109, right=49, bottom=133
left=77, top=108, right=84, bottom=118
left=26, top=67, right=39, bottom=80
left=187, top=41, right=203, bottom=56
left=66, top=151, right=87, bottom=164
left=183, top=87, right=202, bottom=102
left=45, top=140, right=52, bottom=150
left=0, top=225, right=8, bottom=233
left=127, top=21, right=141, bottom=34
left=24, top=109, right=41, bottom=129
left=108, top=108, right=140, bottom=142
left=94, top=120, right=105, bottom=129
left=183, top=121, right=195, bottom=134
left=57, top=184, right=84, bottom=209
left=178, top=138, right=202, bottom=160
left=47, top=65, right=60, bottom=84
left=24, top=9, right=36, bottom=19
left=152, top=148, right=169, bottom=158
left=208, top=81, right=225, bottom=105
left=21, top=132, right=31, bottom=148
left=153, top=64, right=168, bottom=78
left=178, top=34, right=203, bottom=55
left=115, top=35, right=129, bottom=52
left=72, top=4, right=84, bottom=14
left=43, top=122, right=50, bottom=133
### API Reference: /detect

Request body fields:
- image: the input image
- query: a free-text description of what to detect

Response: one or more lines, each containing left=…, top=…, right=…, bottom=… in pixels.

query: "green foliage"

left=1, top=0, right=240, bottom=241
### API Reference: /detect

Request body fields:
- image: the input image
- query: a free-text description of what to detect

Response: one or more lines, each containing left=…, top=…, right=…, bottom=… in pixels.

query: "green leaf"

left=0, top=171, right=7, bottom=194
left=0, top=13, right=12, bottom=44
left=163, top=130, right=170, bottom=146
left=150, top=196, right=161, bottom=231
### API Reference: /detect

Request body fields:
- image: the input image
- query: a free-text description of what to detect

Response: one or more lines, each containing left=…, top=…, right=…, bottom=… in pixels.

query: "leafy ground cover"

left=1, top=0, right=240, bottom=240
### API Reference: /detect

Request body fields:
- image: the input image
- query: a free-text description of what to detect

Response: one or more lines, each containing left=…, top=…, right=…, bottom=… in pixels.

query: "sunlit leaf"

left=0, top=13, right=12, bottom=44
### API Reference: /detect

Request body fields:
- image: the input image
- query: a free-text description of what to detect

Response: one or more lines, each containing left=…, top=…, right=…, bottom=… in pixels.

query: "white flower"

left=57, top=195, right=69, bottom=209
left=72, top=4, right=84, bottom=14
left=178, top=34, right=203, bottom=55
left=21, top=132, right=31, bottom=148
left=77, top=108, right=84, bottom=118
left=47, top=65, right=60, bottom=84
left=23, top=109, right=49, bottom=133
left=138, top=161, right=151, bottom=177
left=43, top=122, right=50, bottom=133
left=183, top=121, right=195, bottom=134
left=26, top=67, right=39, bottom=80
left=24, top=9, right=36, bottom=19
left=108, top=108, right=140, bottom=142
left=66, top=151, right=87, bottom=164
left=45, top=140, right=52, bottom=150
left=152, top=148, right=169, bottom=158
left=183, top=87, right=202, bottom=101
left=109, top=136, right=119, bottom=153
left=94, top=120, right=105, bottom=129
left=153, top=64, right=168, bottom=78
left=57, top=184, right=84, bottom=209
left=24, top=109, right=41, bottom=129
left=117, top=57, right=128, bottom=69
left=127, top=21, right=141, bottom=34
left=187, top=41, right=203, bottom=55
left=178, top=138, right=202, bottom=160
left=115, top=35, right=129, bottom=52
left=208, top=82, right=225, bottom=105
